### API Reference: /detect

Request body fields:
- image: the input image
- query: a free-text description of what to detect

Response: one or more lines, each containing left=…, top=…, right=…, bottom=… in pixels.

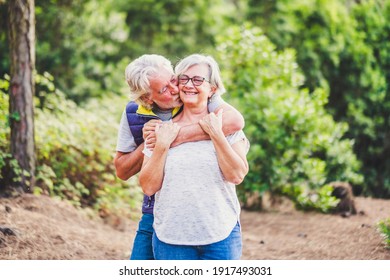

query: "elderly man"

left=114, top=54, right=244, bottom=260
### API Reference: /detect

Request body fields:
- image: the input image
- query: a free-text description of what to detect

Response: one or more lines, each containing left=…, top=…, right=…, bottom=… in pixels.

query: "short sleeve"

left=226, top=130, right=250, bottom=154
left=207, top=94, right=224, bottom=113
left=116, top=109, right=138, bottom=153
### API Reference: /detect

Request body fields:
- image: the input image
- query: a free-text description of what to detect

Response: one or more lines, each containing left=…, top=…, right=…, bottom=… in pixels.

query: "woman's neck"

left=175, top=104, right=208, bottom=126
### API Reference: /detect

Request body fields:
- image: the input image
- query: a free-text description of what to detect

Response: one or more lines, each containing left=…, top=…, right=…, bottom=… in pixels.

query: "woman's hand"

left=153, top=121, right=181, bottom=148
left=199, top=109, right=224, bottom=138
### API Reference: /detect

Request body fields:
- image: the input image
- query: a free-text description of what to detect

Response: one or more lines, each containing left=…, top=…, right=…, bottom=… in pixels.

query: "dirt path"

left=241, top=197, right=390, bottom=259
left=0, top=194, right=389, bottom=260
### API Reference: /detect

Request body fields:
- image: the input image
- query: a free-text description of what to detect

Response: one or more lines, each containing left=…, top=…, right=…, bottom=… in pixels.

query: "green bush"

left=378, top=218, right=390, bottom=249
left=246, top=0, right=390, bottom=197
left=0, top=75, right=10, bottom=172
left=215, top=24, right=363, bottom=205
left=292, top=184, right=340, bottom=213
left=34, top=82, right=141, bottom=215
left=0, top=73, right=142, bottom=217
left=0, top=74, right=22, bottom=187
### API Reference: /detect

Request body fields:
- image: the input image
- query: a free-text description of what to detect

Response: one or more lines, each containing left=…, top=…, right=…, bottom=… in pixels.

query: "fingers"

left=143, top=119, right=162, bottom=139
left=143, top=120, right=161, bottom=133
left=145, top=135, right=156, bottom=144
left=154, top=121, right=181, bottom=147
left=199, top=117, right=210, bottom=135
left=156, top=121, right=179, bottom=132
left=159, top=122, right=180, bottom=135
left=145, top=136, right=156, bottom=150
left=199, top=110, right=224, bottom=136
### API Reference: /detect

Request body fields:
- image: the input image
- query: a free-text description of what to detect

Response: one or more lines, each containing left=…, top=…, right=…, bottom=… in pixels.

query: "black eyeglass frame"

left=178, top=74, right=210, bottom=86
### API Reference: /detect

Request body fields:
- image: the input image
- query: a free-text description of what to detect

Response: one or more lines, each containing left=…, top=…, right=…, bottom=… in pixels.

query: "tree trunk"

left=8, top=0, right=36, bottom=192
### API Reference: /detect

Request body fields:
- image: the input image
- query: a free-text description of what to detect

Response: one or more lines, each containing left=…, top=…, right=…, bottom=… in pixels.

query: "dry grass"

left=0, top=194, right=136, bottom=260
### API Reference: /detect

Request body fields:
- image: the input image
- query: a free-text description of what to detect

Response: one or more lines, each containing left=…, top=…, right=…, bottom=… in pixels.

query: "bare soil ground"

left=0, top=194, right=389, bottom=260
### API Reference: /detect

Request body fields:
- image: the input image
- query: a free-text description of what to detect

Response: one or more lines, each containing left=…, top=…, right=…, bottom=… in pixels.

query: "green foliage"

left=34, top=0, right=129, bottom=103
left=378, top=218, right=390, bottom=249
left=33, top=84, right=141, bottom=213
left=215, top=24, right=363, bottom=204
left=0, top=0, right=243, bottom=104
left=246, top=0, right=390, bottom=197
left=0, top=74, right=10, bottom=175
left=0, top=72, right=141, bottom=215
left=291, top=184, right=340, bottom=213
left=0, top=75, right=9, bottom=148
left=0, top=75, right=23, bottom=187
left=0, top=1, right=8, bottom=78
left=118, top=0, right=241, bottom=60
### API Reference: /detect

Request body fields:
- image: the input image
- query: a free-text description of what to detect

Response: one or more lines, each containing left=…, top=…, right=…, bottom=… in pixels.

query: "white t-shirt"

left=116, top=94, right=224, bottom=153
left=143, top=131, right=249, bottom=245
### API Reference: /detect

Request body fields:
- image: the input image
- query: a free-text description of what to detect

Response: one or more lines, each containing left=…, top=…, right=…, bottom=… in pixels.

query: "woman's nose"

left=184, top=79, right=196, bottom=88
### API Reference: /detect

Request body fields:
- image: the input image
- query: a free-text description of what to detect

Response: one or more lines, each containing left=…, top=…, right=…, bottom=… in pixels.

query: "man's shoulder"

left=126, top=101, right=139, bottom=113
left=126, top=101, right=157, bottom=117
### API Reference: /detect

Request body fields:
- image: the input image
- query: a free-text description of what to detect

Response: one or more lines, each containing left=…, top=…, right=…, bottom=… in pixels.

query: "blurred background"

left=0, top=0, right=389, bottom=218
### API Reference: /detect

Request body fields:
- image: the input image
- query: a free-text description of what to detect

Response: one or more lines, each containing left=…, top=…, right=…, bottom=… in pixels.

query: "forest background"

left=0, top=0, right=389, bottom=221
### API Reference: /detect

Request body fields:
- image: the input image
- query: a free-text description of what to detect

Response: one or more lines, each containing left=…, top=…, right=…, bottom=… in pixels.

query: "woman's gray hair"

left=125, top=54, right=174, bottom=109
left=174, top=54, right=226, bottom=96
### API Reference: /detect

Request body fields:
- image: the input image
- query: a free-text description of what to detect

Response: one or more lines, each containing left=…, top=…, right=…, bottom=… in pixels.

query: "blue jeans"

left=130, top=213, right=154, bottom=260
left=152, top=223, right=242, bottom=260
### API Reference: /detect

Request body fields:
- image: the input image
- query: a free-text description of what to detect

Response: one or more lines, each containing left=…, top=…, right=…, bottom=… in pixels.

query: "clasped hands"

left=143, top=109, right=224, bottom=150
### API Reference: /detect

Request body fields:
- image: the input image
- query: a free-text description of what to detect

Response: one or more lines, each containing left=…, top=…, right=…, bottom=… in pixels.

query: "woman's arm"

left=143, top=101, right=245, bottom=149
left=211, top=135, right=249, bottom=184
left=139, top=122, right=180, bottom=196
left=199, top=110, right=249, bottom=184
left=172, top=102, right=245, bottom=146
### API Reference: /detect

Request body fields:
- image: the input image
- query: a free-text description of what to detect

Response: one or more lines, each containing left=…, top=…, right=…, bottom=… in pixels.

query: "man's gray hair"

left=174, top=54, right=226, bottom=96
left=125, top=54, right=173, bottom=109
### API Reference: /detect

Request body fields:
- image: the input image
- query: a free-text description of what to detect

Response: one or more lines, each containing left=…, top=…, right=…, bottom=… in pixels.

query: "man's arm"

left=113, top=143, right=144, bottom=180
left=172, top=101, right=245, bottom=147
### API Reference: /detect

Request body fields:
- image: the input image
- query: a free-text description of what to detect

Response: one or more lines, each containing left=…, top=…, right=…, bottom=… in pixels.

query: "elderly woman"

left=139, top=54, right=249, bottom=260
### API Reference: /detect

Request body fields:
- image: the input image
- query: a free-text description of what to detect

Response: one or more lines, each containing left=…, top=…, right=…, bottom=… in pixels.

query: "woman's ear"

left=208, top=86, right=217, bottom=98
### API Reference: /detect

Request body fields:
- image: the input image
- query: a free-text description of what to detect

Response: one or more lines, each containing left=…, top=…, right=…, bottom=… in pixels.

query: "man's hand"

left=199, top=109, right=224, bottom=138
left=143, top=119, right=162, bottom=149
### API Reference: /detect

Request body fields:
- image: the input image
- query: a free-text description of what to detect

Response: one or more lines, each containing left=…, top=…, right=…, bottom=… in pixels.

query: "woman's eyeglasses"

left=178, top=74, right=210, bottom=86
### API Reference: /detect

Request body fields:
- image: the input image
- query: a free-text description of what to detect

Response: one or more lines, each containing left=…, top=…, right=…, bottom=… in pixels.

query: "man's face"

left=148, top=68, right=182, bottom=110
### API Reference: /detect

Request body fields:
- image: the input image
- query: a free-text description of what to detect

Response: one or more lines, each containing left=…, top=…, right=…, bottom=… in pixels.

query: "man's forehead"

left=153, top=68, right=174, bottom=81
left=158, top=68, right=174, bottom=77
left=150, top=71, right=172, bottom=87
left=160, top=66, right=174, bottom=75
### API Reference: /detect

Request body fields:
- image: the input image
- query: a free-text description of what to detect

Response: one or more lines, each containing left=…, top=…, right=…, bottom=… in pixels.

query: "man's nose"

left=169, top=84, right=179, bottom=95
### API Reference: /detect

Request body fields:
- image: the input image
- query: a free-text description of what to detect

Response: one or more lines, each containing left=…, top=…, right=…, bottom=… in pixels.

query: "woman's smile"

left=182, top=90, right=199, bottom=95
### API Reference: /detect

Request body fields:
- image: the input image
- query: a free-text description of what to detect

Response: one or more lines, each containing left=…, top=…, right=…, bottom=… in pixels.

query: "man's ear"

left=140, top=94, right=153, bottom=105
